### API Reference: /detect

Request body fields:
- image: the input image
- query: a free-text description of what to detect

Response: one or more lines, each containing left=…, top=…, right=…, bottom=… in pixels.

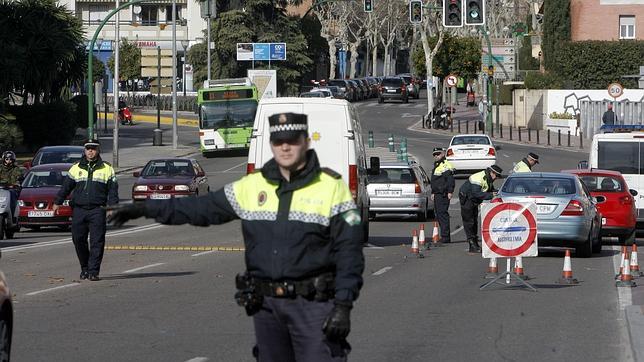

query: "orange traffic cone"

left=410, top=229, right=419, bottom=256
left=513, top=256, right=529, bottom=280
left=557, top=249, right=578, bottom=284
left=630, top=243, right=642, bottom=278
left=418, top=224, right=427, bottom=250
left=617, top=251, right=636, bottom=287
left=432, top=221, right=441, bottom=246
left=616, top=246, right=627, bottom=280
left=485, top=257, right=498, bottom=279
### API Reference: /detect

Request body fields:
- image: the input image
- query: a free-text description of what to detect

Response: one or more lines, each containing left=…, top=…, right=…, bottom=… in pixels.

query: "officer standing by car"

left=107, top=112, right=365, bottom=362
left=512, top=152, right=539, bottom=173
left=54, top=139, right=118, bottom=281
left=430, top=147, right=455, bottom=244
left=0, top=151, right=23, bottom=222
left=458, top=165, right=503, bottom=253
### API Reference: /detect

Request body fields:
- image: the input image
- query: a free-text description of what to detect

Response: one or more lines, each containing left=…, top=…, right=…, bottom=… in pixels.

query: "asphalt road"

left=5, top=93, right=636, bottom=361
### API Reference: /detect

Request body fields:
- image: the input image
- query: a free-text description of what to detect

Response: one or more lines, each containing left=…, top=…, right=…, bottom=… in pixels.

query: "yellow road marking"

left=105, top=245, right=245, bottom=252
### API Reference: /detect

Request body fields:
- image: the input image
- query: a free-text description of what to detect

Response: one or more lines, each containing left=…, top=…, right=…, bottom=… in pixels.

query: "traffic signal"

left=464, top=0, right=485, bottom=25
left=409, top=0, right=423, bottom=24
left=442, top=0, right=463, bottom=28
left=364, top=0, right=373, bottom=13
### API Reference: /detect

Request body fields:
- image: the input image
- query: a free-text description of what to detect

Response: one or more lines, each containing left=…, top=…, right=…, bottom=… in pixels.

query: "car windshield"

left=578, top=175, right=624, bottom=192
left=35, top=151, right=83, bottom=165
left=200, top=99, right=257, bottom=130
left=451, top=136, right=490, bottom=145
left=327, top=80, right=345, bottom=88
left=300, top=92, right=324, bottom=98
left=368, top=168, right=417, bottom=184
left=502, top=177, right=576, bottom=195
left=22, top=170, right=68, bottom=188
left=382, top=78, right=402, bottom=87
left=141, top=161, right=194, bottom=177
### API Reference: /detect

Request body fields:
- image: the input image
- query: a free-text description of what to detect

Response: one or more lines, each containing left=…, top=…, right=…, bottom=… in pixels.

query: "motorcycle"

left=118, top=101, right=133, bottom=125
left=0, top=185, right=20, bottom=239
left=431, top=106, right=454, bottom=130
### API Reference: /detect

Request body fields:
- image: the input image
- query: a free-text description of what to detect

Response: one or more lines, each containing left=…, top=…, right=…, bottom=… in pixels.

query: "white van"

left=587, top=128, right=644, bottom=225
left=246, top=97, right=370, bottom=240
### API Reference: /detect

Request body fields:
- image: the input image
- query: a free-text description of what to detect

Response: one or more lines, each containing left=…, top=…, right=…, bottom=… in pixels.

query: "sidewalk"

left=97, top=110, right=198, bottom=128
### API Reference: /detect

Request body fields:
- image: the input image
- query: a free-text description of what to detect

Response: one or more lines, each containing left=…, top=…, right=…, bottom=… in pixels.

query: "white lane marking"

left=611, top=245, right=632, bottom=311
left=26, top=283, right=80, bottom=296
left=184, top=358, right=209, bottom=362
left=3, top=223, right=164, bottom=253
left=372, top=266, right=392, bottom=276
left=192, top=250, right=218, bottom=257
left=450, top=226, right=464, bottom=236
left=364, top=243, right=384, bottom=250
left=503, top=154, right=510, bottom=158
left=123, top=263, right=165, bottom=274
left=221, top=162, right=246, bottom=173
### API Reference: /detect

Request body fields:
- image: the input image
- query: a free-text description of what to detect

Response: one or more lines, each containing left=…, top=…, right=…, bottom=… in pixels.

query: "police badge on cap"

left=268, top=113, right=308, bottom=141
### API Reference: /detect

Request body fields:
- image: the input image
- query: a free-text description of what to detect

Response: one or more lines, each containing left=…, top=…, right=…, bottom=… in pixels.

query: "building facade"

left=570, top=0, right=644, bottom=41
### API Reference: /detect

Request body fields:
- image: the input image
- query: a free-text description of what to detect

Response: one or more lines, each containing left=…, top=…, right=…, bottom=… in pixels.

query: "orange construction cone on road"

left=513, top=256, right=529, bottom=280
left=418, top=224, right=427, bottom=250
left=630, top=243, right=642, bottom=278
left=616, top=251, right=637, bottom=287
left=616, top=246, right=627, bottom=280
left=410, top=229, right=420, bottom=257
left=557, top=249, right=578, bottom=284
left=432, top=221, right=441, bottom=246
left=485, top=257, right=499, bottom=279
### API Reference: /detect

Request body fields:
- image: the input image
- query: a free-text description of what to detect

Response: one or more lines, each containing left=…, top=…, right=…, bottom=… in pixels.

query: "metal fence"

left=580, top=100, right=644, bottom=138
left=106, top=95, right=198, bottom=113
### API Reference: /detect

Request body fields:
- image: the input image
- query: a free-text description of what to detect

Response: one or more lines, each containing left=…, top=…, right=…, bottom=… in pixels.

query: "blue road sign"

left=270, top=43, right=287, bottom=60
left=253, top=43, right=270, bottom=61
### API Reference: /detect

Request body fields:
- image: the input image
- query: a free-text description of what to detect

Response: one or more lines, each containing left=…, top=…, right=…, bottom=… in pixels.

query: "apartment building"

left=570, top=0, right=644, bottom=41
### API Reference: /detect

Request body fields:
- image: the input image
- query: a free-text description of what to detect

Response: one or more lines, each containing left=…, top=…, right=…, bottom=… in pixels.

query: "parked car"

left=24, top=146, right=84, bottom=169
left=348, top=80, right=365, bottom=101
left=0, top=261, right=13, bottom=361
left=367, top=161, right=432, bottom=221
left=18, top=163, right=73, bottom=231
left=446, top=134, right=498, bottom=174
left=378, top=77, right=409, bottom=104
left=397, top=73, right=420, bottom=99
left=563, top=169, right=637, bottom=243
left=493, top=172, right=602, bottom=257
left=132, top=158, right=209, bottom=201
left=300, top=91, right=330, bottom=98
left=366, top=77, right=379, bottom=98
left=323, top=86, right=345, bottom=99
left=327, top=79, right=355, bottom=102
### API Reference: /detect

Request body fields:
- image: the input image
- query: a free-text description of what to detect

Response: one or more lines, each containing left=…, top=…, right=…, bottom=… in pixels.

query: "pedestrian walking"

left=458, top=165, right=503, bottom=253
left=107, top=112, right=365, bottom=361
left=54, top=138, right=118, bottom=281
left=430, top=147, right=455, bottom=244
left=512, top=152, right=539, bottom=173
left=602, top=104, right=617, bottom=125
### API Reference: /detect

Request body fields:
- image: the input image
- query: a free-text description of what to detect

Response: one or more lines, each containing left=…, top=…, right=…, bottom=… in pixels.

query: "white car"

left=446, top=134, right=498, bottom=173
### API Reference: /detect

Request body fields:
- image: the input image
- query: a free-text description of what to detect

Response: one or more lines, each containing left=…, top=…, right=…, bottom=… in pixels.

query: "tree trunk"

left=348, top=42, right=360, bottom=79
left=371, top=40, right=378, bottom=76
left=326, top=39, right=337, bottom=79
left=382, top=45, right=389, bottom=76
left=421, top=28, right=444, bottom=118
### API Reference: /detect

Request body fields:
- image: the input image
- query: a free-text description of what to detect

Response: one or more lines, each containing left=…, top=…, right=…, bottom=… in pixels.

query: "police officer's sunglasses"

left=85, top=146, right=98, bottom=150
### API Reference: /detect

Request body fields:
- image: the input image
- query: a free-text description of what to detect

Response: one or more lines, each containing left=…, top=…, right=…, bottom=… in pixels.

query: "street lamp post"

left=181, top=39, right=189, bottom=97
left=171, top=0, right=178, bottom=149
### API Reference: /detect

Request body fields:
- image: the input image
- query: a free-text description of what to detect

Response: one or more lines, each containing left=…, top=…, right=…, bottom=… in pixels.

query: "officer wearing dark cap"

left=512, top=152, right=539, bottom=173
left=458, top=165, right=503, bottom=253
left=107, top=112, right=364, bottom=361
left=54, top=138, right=118, bottom=281
left=430, top=147, right=455, bottom=244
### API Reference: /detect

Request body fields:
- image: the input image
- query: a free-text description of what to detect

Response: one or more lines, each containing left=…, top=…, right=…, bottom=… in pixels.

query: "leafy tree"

left=93, top=56, right=107, bottom=83
left=412, top=35, right=481, bottom=80
left=542, top=0, right=570, bottom=73
left=108, top=39, right=142, bottom=94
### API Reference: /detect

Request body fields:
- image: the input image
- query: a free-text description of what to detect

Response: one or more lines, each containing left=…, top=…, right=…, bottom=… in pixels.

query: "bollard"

left=528, top=128, right=532, bottom=142
left=558, top=130, right=561, bottom=146
left=368, top=131, right=374, bottom=148
left=450, top=119, right=454, bottom=132
left=388, top=134, right=395, bottom=152
left=397, top=149, right=403, bottom=161
left=458, top=120, right=461, bottom=133
left=500, top=124, right=503, bottom=138
left=547, top=129, right=551, bottom=146
left=509, top=125, right=513, bottom=140
left=580, top=131, right=583, bottom=149
left=518, top=127, right=522, bottom=142
left=153, top=128, right=163, bottom=146
left=567, top=131, right=571, bottom=147
left=421, top=115, right=425, bottom=129
left=491, top=124, right=494, bottom=137
left=466, top=121, right=469, bottom=134
left=536, top=130, right=540, bottom=144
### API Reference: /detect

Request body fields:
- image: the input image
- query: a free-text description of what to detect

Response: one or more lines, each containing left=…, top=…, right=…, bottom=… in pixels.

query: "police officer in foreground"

left=459, top=165, right=503, bottom=253
left=54, top=138, right=118, bottom=281
left=0, top=151, right=23, bottom=223
left=107, top=112, right=365, bottom=361
left=512, top=152, right=539, bottom=173
left=430, top=147, right=455, bottom=244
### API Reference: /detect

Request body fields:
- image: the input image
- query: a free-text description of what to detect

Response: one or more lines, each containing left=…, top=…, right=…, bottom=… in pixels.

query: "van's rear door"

left=303, top=103, right=350, bottom=180
left=596, top=138, right=643, bottom=219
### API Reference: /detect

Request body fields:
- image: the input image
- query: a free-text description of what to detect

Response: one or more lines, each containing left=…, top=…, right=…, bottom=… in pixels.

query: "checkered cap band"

left=269, top=124, right=308, bottom=133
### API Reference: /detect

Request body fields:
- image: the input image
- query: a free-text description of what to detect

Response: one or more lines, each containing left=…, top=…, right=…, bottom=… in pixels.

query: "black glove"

left=322, top=303, right=351, bottom=341
left=106, top=203, right=146, bottom=227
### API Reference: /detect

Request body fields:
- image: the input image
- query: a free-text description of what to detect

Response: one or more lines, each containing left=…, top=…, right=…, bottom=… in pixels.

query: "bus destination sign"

left=203, top=89, right=254, bottom=101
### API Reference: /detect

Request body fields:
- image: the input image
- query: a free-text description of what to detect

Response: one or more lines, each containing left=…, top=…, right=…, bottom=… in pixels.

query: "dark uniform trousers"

left=253, top=297, right=348, bottom=362
left=71, top=207, right=107, bottom=275
left=433, top=193, right=451, bottom=241
left=460, top=197, right=479, bottom=242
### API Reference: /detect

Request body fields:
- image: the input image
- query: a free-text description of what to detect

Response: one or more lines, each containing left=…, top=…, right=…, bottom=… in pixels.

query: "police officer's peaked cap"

left=432, top=147, right=446, bottom=155
left=528, top=152, right=539, bottom=163
left=268, top=112, right=308, bottom=141
left=488, top=165, right=503, bottom=176
left=84, top=138, right=100, bottom=147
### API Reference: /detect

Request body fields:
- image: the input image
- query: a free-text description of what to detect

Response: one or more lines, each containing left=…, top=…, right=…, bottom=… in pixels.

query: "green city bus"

left=197, top=78, right=258, bottom=156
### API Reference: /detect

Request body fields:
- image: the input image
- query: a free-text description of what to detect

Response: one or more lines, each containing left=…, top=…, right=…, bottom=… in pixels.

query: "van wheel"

left=0, top=217, right=5, bottom=240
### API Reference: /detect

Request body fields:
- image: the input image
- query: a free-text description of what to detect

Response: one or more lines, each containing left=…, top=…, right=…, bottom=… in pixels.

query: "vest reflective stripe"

left=434, top=160, right=455, bottom=176
left=68, top=163, right=116, bottom=183
left=513, top=160, right=531, bottom=173
left=225, top=172, right=356, bottom=226
left=469, top=171, right=489, bottom=192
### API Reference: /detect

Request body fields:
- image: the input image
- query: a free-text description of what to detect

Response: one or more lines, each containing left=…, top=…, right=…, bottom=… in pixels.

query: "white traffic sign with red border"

left=607, top=82, right=624, bottom=99
left=481, top=202, right=538, bottom=258
left=446, top=74, right=458, bottom=87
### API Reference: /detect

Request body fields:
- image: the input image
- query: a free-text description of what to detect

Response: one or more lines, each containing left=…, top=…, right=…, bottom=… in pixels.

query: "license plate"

left=602, top=217, right=606, bottom=225
left=150, top=194, right=171, bottom=200
left=537, top=204, right=556, bottom=214
left=28, top=210, right=54, bottom=217
left=387, top=89, right=396, bottom=93
left=376, top=189, right=402, bottom=196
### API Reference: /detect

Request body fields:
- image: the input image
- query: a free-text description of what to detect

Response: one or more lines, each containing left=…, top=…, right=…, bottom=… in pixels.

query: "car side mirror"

left=133, top=171, right=140, bottom=177
left=494, top=144, right=502, bottom=150
left=594, top=195, right=606, bottom=203
left=630, top=189, right=638, bottom=197
left=197, top=171, right=206, bottom=177
left=577, top=160, right=588, bottom=169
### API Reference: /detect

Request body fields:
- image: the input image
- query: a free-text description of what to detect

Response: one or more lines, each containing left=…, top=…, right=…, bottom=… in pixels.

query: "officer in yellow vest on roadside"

left=107, top=112, right=365, bottom=362
left=430, top=147, right=455, bottom=244
left=512, top=152, right=539, bottom=173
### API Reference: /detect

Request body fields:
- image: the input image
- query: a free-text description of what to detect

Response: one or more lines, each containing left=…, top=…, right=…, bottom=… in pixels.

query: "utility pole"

left=113, top=0, right=120, bottom=168
left=171, top=0, right=178, bottom=149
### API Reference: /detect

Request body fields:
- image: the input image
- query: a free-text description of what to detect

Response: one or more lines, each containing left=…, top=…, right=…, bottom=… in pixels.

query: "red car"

left=132, top=158, right=209, bottom=201
left=563, top=169, right=637, bottom=243
left=18, top=163, right=73, bottom=230
left=23, top=146, right=84, bottom=170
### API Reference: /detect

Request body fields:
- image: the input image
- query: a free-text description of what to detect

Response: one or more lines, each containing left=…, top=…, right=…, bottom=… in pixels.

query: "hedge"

left=10, top=101, right=79, bottom=151
left=524, top=72, right=563, bottom=89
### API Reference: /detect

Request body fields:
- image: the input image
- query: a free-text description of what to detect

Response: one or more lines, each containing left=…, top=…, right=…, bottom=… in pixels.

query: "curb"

left=96, top=114, right=199, bottom=128
left=626, top=305, right=644, bottom=361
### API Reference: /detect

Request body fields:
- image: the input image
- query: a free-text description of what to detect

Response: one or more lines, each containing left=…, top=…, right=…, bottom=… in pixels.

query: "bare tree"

left=346, top=2, right=369, bottom=78
left=417, top=0, right=445, bottom=117
left=378, top=0, right=406, bottom=76
left=313, top=2, right=349, bottom=79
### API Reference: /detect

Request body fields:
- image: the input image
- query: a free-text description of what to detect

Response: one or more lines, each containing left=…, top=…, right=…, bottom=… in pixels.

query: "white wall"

left=546, top=89, right=644, bottom=116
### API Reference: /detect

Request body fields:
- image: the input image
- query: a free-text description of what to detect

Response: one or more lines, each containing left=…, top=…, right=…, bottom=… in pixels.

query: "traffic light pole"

left=483, top=23, right=494, bottom=137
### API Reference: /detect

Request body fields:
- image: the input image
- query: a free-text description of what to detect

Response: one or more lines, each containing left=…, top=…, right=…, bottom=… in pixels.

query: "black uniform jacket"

left=56, top=156, right=119, bottom=208
left=430, top=159, right=455, bottom=195
left=144, top=150, right=365, bottom=303
left=458, top=169, right=495, bottom=204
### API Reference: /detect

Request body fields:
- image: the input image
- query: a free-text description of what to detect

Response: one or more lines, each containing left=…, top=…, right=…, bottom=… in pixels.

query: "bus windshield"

left=200, top=99, right=257, bottom=130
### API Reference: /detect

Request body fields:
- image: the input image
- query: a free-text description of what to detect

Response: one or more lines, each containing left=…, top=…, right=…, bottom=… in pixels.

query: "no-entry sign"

left=481, top=202, right=538, bottom=258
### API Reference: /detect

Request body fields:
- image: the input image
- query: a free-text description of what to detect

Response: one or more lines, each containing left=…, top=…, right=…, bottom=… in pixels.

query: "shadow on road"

left=101, top=271, right=197, bottom=280
left=368, top=236, right=412, bottom=247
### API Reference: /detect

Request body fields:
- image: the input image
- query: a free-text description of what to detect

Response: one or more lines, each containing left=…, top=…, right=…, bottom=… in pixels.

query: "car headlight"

left=62, top=200, right=70, bottom=206
left=18, top=200, right=24, bottom=207
left=134, top=185, right=148, bottom=191
left=174, top=185, right=190, bottom=191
